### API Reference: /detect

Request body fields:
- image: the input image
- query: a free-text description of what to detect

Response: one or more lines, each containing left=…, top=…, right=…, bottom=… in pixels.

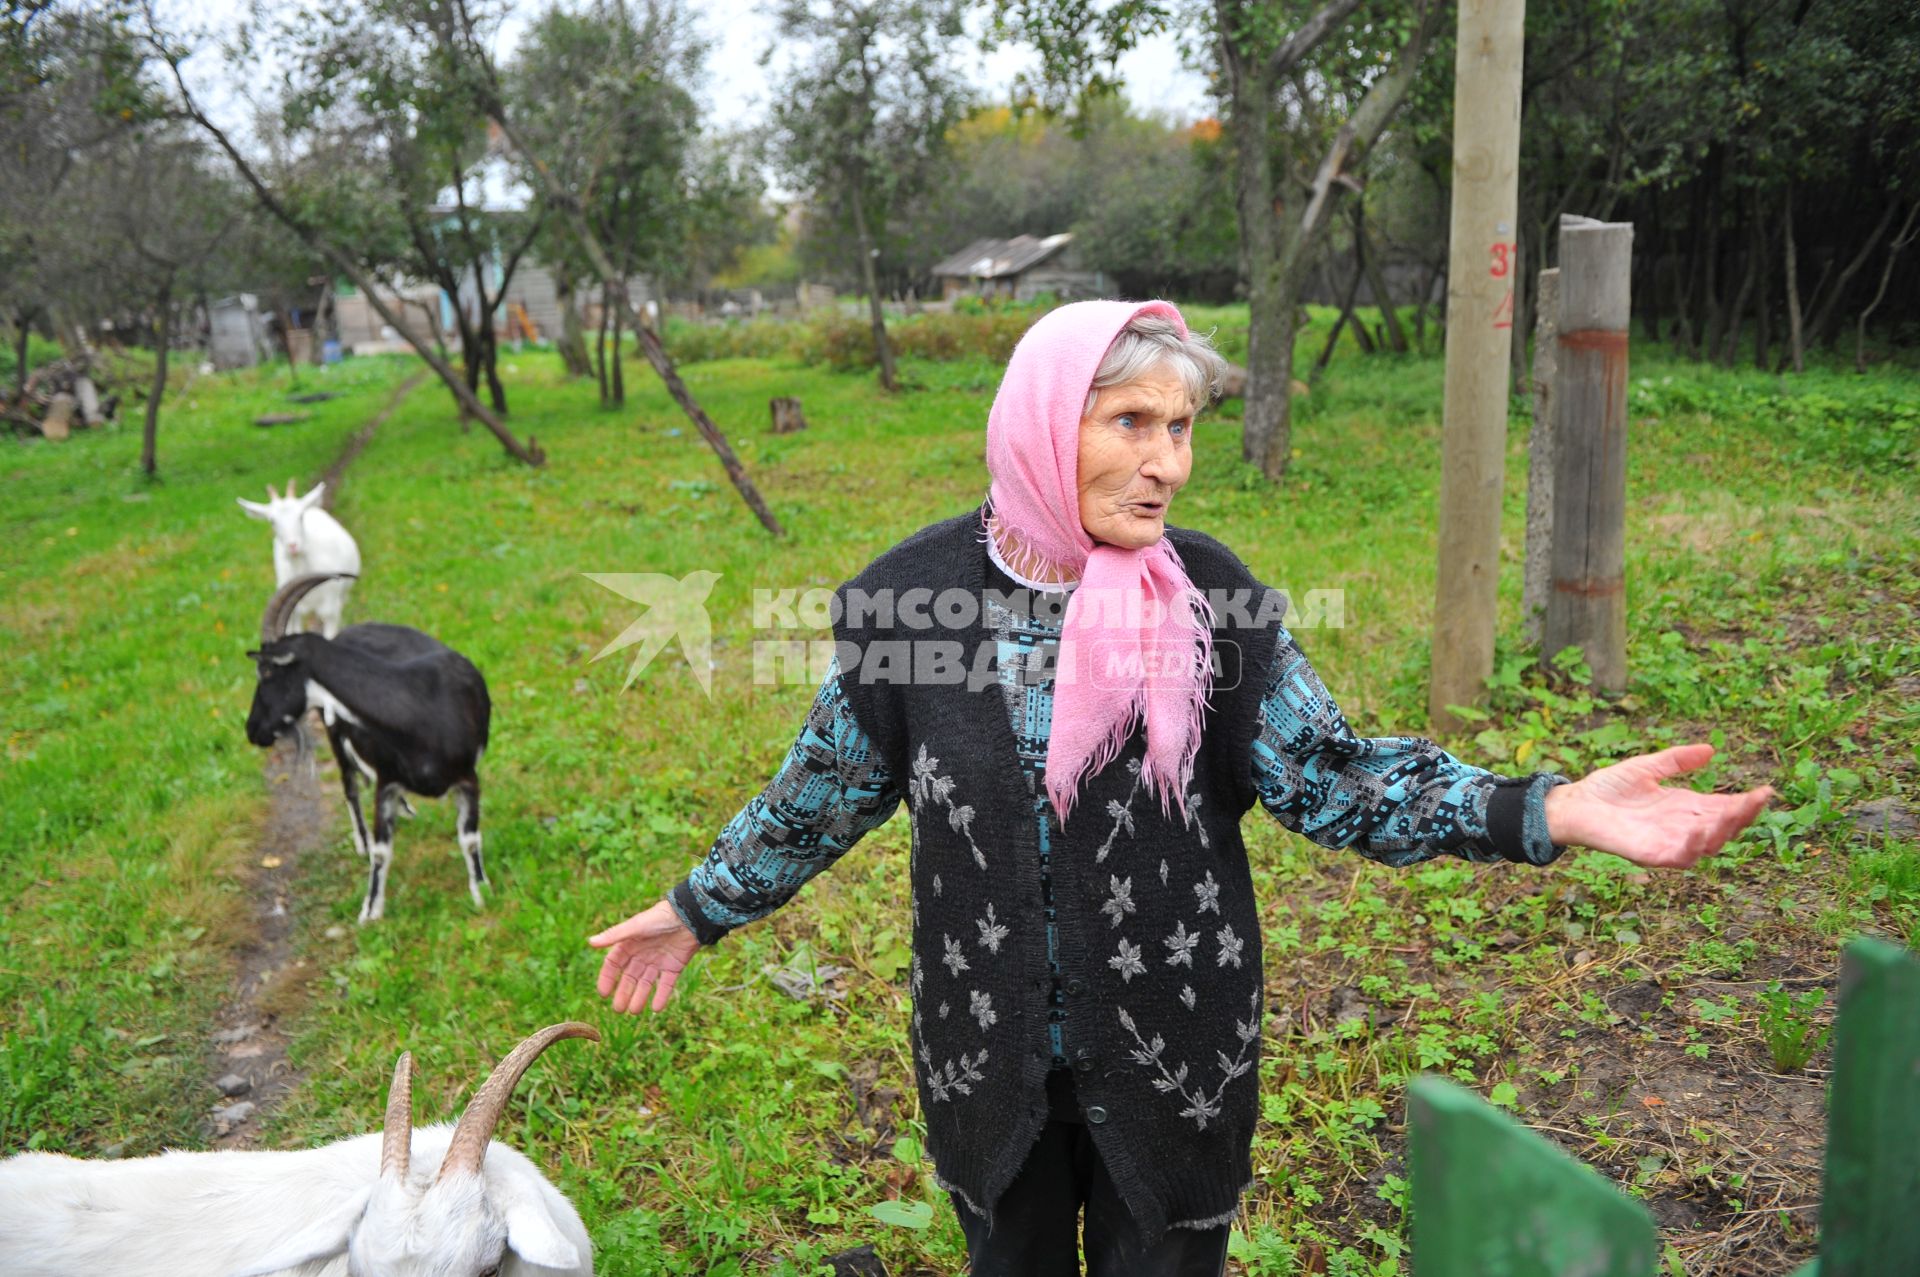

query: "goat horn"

left=382, top=1052, right=413, bottom=1181
left=436, top=1022, right=600, bottom=1181
left=260, top=572, right=355, bottom=643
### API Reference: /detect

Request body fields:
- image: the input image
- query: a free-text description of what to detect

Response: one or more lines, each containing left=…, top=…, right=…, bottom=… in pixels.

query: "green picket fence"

left=1407, top=937, right=1920, bottom=1276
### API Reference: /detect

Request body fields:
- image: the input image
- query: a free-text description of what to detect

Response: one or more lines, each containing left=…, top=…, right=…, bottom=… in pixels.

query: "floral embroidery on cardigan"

left=1118, top=990, right=1262, bottom=1131
left=909, top=744, right=987, bottom=870
left=1109, top=937, right=1146, bottom=982
left=1094, top=757, right=1145, bottom=864
left=975, top=903, right=1009, bottom=953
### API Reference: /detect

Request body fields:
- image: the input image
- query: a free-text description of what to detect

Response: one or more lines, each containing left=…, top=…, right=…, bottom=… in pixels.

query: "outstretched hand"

left=1545, top=743, right=1774, bottom=869
left=589, top=900, right=701, bottom=1014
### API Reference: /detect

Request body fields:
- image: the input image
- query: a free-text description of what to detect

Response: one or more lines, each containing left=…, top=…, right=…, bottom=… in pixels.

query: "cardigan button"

left=1086, top=1105, right=1109, bottom=1125
left=1066, top=978, right=1087, bottom=996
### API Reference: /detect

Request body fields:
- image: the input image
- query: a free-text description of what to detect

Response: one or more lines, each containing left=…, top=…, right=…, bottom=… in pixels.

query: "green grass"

left=3, top=311, right=1918, bottom=1274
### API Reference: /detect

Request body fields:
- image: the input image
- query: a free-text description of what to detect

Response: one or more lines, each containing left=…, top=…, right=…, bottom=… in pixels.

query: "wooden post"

left=1543, top=216, right=1633, bottom=693
left=1802, top=939, right=1920, bottom=1276
left=1409, top=1076, right=1657, bottom=1274
left=1521, top=267, right=1559, bottom=643
left=1427, top=0, right=1525, bottom=732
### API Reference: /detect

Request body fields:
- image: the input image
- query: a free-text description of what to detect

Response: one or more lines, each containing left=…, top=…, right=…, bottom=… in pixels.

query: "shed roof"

left=930, top=233, right=1073, bottom=279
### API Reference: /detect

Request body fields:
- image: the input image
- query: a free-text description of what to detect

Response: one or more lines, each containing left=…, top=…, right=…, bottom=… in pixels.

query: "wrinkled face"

left=1076, top=364, right=1196, bottom=550
left=245, top=644, right=305, bottom=747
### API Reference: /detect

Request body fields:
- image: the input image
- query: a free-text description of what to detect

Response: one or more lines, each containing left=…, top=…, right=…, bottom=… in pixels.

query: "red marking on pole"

left=1559, top=329, right=1629, bottom=353
left=1493, top=290, right=1513, bottom=329
left=1552, top=576, right=1624, bottom=597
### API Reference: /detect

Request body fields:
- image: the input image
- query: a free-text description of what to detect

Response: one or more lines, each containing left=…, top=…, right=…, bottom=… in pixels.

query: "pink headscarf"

left=985, top=299, right=1213, bottom=825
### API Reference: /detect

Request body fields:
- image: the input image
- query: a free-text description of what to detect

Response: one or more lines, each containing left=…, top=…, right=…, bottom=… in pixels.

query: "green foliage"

left=1755, top=984, right=1834, bottom=1073
left=1630, top=374, right=1918, bottom=474
left=663, top=306, right=1047, bottom=369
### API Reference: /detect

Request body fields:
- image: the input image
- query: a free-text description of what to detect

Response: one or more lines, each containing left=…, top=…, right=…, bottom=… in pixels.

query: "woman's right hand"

left=589, top=900, right=701, bottom=1014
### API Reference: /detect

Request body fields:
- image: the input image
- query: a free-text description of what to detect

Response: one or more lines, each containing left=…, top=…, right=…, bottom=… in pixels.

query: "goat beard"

left=289, top=716, right=319, bottom=783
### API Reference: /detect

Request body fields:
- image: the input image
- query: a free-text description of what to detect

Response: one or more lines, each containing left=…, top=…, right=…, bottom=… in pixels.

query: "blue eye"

left=1171, top=421, right=1189, bottom=438
left=1117, top=414, right=1138, bottom=429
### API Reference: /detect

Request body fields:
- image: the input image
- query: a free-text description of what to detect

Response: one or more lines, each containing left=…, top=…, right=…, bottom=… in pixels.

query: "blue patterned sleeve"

left=1251, top=628, right=1568, bottom=867
left=668, top=655, right=902, bottom=945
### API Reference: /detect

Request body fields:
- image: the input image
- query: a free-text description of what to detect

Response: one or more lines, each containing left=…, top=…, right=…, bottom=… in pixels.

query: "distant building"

left=207, top=294, right=272, bottom=370
left=930, top=233, right=1109, bottom=302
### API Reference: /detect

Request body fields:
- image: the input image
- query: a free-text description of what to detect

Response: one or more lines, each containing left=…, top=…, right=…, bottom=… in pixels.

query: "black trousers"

left=949, top=1073, right=1232, bottom=1277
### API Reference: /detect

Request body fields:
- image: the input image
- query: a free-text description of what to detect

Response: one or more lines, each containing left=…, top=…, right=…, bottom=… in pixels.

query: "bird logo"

left=583, top=570, right=723, bottom=696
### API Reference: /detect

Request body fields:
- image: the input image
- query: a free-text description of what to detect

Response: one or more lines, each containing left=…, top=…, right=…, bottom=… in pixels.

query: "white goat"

left=237, top=479, right=361, bottom=638
left=0, top=1023, right=598, bottom=1277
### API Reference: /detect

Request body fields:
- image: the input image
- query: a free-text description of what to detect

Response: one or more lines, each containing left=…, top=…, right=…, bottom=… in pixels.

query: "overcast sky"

left=172, top=0, right=1215, bottom=150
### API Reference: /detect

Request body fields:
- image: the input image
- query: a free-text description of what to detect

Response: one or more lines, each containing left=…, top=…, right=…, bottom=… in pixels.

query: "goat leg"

left=360, top=781, right=403, bottom=924
left=328, top=725, right=371, bottom=860
left=454, top=777, right=487, bottom=909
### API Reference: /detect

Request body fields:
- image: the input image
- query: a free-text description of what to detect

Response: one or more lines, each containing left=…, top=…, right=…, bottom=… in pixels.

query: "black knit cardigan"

left=830, top=510, right=1285, bottom=1243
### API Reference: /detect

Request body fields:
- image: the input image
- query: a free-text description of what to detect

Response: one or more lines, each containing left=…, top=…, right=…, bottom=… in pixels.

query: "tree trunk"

left=1805, top=199, right=1899, bottom=350
left=1719, top=217, right=1759, bottom=368
left=1508, top=229, right=1529, bottom=391
left=11, top=316, right=29, bottom=407
left=1783, top=195, right=1805, bottom=374
left=1226, top=45, right=1286, bottom=470
left=1357, top=205, right=1408, bottom=353
left=276, top=305, right=303, bottom=389
left=850, top=188, right=898, bottom=392
left=482, top=322, right=507, bottom=415
left=1856, top=201, right=1920, bottom=372
left=142, top=276, right=172, bottom=477
left=1316, top=253, right=1368, bottom=370
left=595, top=286, right=610, bottom=404
left=555, top=262, right=592, bottom=378
left=610, top=297, right=625, bottom=406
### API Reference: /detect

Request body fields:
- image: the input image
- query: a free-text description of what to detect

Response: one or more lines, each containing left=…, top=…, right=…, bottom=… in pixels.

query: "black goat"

left=246, top=574, right=492, bottom=922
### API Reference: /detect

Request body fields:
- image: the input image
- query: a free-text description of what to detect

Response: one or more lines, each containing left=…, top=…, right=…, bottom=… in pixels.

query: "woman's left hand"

left=1544, top=743, right=1774, bottom=868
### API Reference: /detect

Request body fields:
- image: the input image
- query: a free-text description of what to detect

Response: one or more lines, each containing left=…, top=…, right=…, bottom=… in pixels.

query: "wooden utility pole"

left=1428, top=0, right=1526, bottom=731
left=1521, top=266, right=1559, bottom=642
left=1543, top=216, right=1633, bottom=693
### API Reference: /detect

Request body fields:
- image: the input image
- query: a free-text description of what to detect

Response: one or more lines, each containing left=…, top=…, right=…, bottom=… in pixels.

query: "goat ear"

left=226, top=1183, right=371, bottom=1277
left=298, top=482, right=327, bottom=510
left=504, top=1198, right=582, bottom=1272
left=237, top=498, right=271, bottom=520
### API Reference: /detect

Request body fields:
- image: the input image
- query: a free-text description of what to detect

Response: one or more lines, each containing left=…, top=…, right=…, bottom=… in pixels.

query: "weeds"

left=1755, top=984, right=1833, bottom=1072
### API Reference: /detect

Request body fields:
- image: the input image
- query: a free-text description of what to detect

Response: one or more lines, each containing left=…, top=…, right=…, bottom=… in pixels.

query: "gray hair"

left=1084, top=314, right=1228, bottom=416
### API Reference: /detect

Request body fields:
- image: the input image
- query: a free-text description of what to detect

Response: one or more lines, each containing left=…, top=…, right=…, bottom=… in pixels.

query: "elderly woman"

left=589, top=301, right=1772, bottom=1276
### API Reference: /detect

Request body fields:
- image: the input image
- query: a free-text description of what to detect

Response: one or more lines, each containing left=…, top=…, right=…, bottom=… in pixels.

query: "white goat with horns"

left=0, top=1022, right=599, bottom=1277
left=238, top=479, right=361, bottom=638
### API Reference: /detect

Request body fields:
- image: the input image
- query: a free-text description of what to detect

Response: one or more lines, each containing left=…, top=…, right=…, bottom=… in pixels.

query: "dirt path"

left=317, top=370, right=426, bottom=503
left=207, top=739, right=337, bottom=1147
left=206, top=369, right=422, bottom=1147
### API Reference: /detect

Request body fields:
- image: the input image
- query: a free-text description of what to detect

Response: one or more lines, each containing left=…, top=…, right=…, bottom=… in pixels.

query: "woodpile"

left=3, top=355, right=122, bottom=438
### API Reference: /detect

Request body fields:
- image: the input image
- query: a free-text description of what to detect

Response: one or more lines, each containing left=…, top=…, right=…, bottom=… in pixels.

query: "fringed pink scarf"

left=984, top=299, right=1214, bottom=826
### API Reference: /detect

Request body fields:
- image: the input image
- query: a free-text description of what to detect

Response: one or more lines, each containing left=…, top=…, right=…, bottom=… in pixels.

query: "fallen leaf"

left=1642, top=1095, right=1665, bottom=1107
left=261, top=855, right=283, bottom=868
